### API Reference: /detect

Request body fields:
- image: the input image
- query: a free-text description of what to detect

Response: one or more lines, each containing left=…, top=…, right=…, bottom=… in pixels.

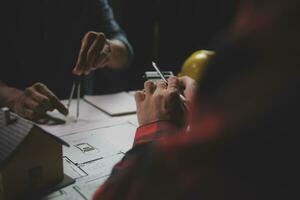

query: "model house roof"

left=0, top=109, right=68, bottom=167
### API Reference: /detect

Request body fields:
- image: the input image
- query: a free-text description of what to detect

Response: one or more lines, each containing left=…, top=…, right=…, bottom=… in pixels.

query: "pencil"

left=152, top=62, right=187, bottom=102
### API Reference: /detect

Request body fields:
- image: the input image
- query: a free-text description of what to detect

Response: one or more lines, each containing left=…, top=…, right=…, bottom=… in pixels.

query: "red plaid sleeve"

left=134, top=120, right=178, bottom=146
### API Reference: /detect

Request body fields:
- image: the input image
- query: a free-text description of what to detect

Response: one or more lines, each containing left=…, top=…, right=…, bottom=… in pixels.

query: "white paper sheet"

left=63, top=157, right=87, bottom=179
left=84, top=92, right=136, bottom=116
left=73, top=176, right=108, bottom=200
left=114, top=114, right=139, bottom=127
left=39, top=99, right=112, bottom=137
left=63, top=132, right=119, bottom=164
left=42, top=186, right=84, bottom=200
left=79, top=154, right=124, bottom=177
left=41, top=117, right=127, bottom=137
left=45, top=154, right=124, bottom=200
left=62, top=122, right=136, bottom=163
left=97, top=122, right=137, bottom=153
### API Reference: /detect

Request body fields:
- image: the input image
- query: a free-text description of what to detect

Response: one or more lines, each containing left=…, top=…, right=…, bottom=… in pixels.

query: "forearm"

left=95, top=0, right=133, bottom=69
left=107, top=39, right=129, bottom=69
left=0, top=81, right=22, bottom=109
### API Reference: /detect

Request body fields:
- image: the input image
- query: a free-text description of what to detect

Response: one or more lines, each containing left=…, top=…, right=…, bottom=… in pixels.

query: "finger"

left=178, top=76, right=188, bottom=90
left=97, top=55, right=110, bottom=69
left=31, top=90, right=54, bottom=111
left=134, top=91, right=145, bottom=103
left=167, top=76, right=180, bottom=90
left=32, top=112, right=49, bottom=123
left=166, top=77, right=181, bottom=105
left=90, top=41, right=111, bottom=71
left=167, top=77, right=180, bottom=95
left=93, top=50, right=109, bottom=70
left=23, top=98, right=39, bottom=112
left=83, top=69, right=92, bottom=76
left=16, top=101, right=36, bottom=120
left=34, top=83, right=69, bottom=115
left=178, top=76, right=196, bottom=100
left=94, top=42, right=111, bottom=68
left=144, top=81, right=156, bottom=94
left=22, top=108, right=35, bottom=120
left=166, top=84, right=188, bottom=115
left=24, top=91, right=52, bottom=117
left=156, top=80, right=167, bottom=90
left=23, top=87, right=48, bottom=114
left=87, top=33, right=106, bottom=68
left=25, top=101, right=46, bottom=116
left=178, top=75, right=191, bottom=84
left=73, top=31, right=98, bottom=75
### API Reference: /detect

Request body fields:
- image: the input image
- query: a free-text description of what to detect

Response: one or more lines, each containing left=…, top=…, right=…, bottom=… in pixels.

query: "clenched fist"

left=73, top=31, right=112, bottom=75
left=135, top=77, right=187, bottom=127
left=73, top=31, right=129, bottom=75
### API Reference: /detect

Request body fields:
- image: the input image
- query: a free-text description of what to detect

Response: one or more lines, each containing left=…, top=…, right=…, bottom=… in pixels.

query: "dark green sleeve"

left=90, top=0, right=134, bottom=65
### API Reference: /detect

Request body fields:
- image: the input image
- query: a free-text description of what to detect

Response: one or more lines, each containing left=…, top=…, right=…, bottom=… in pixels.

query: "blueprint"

left=41, top=96, right=138, bottom=200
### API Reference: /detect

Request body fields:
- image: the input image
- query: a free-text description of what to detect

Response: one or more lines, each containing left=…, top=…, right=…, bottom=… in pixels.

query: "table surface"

left=40, top=94, right=138, bottom=200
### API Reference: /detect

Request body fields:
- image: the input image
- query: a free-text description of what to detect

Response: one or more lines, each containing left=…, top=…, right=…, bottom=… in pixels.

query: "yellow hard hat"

left=178, top=50, right=215, bottom=81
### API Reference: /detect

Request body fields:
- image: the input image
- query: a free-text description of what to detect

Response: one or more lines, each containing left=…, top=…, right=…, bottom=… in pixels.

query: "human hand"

left=73, top=31, right=112, bottom=75
left=135, top=77, right=186, bottom=127
left=11, top=83, right=68, bottom=121
left=178, top=76, right=197, bottom=102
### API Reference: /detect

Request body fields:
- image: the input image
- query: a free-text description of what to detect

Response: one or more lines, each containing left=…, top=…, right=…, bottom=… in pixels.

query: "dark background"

left=104, top=0, right=238, bottom=91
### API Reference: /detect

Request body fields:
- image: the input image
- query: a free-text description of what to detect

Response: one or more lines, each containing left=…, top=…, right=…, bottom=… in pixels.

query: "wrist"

left=0, top=85, right=23, bottom=111
left=138, top=119, right=175, bottom=128
left=106, top=39, right=128, bottom=69
left=134, top=120, right=178, bottom=146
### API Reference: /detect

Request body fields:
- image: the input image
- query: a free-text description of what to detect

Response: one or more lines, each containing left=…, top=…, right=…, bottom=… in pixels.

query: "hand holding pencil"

left=152, top=62, right=188, bottom=110
left=135, top=77, right=187, bottom=128
left=152, top=62, right=187, bottom=101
